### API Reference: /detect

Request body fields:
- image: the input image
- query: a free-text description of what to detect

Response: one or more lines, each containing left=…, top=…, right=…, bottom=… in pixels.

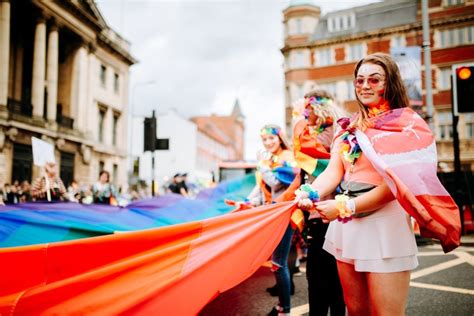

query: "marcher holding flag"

left=297, top=53, right=461, bottom=315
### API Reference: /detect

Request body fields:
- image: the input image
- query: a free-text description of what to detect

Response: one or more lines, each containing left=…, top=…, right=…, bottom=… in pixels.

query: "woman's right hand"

left=297, top=198, right=314, bottom=211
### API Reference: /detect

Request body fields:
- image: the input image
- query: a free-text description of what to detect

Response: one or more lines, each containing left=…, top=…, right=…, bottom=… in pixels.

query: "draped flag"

left=0, top=201, right=296, bottom=315
left=0, top=175, right=256, bottom=248
left=356, top=108, right=461, bottom=252
left=293, top=119, right=330, bottom=177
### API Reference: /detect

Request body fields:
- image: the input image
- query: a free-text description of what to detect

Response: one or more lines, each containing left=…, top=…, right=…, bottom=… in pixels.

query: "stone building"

left=0, top=0, right=136, bottom=188
left=282, top=0, right=474, bottom=171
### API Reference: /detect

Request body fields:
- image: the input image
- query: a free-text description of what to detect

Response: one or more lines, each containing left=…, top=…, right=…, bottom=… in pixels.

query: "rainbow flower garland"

left=367, top=101, right=390, bottom=118
left=260, top=127, right=280, bottom=136
left=295, top=184, right=320, bottom=203
left=337, top=118, right=361, bottom=165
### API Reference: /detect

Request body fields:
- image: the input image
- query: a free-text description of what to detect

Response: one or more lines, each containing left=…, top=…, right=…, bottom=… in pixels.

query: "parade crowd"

left=0, top=166, right=193, bottom=206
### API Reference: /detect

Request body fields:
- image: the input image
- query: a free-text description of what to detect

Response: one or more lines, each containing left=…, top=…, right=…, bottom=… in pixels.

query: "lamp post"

left=128, top=80, right=156, bottom=187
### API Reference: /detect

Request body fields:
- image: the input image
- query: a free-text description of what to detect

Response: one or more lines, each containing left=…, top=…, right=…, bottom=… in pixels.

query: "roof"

left=191, top=117, right=233, bottom=145
left=312, top=0, right=417, bottom=42
left=231, top=99, right=245, bottom=119
left=287, top=0, right=318, bottom=8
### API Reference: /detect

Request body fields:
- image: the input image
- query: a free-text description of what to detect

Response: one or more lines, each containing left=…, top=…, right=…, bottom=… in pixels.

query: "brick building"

left=0, top=0, right=136, bottom=189
left=282, top=0, right=474, bottom=171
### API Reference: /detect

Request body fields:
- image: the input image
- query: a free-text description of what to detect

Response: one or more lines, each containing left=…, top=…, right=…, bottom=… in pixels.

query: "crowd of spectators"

left=0, top=168, right=197, bottom=206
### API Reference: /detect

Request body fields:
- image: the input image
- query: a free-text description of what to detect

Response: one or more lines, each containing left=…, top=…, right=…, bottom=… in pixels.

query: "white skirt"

left=323, top=199, right=418, bottom=273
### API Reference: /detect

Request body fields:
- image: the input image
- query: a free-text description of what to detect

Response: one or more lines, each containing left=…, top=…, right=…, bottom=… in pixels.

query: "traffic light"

left=144, top=116, right=156, bottom=152
left=453, top=65, right=474, bottom=114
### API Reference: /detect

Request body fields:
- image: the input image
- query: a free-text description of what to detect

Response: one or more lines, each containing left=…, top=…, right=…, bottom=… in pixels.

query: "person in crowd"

left=0, top=184, right=5, bottom=206
left=19, top=180, right=32, bottom=203
left=246, top=124, right=299, bottom=316
left=31, top=162, right=68, bottom=202
left=92, top=171, right=118, bottom=205
left=68, top=180, right=82, bottom=203
left=168, top=173, right=181, bottom=194
left=297, top=53, right=460, bottom=315
left=291, top=89, right=346, bottom=315
left=178, top=173, right=189, bottom=196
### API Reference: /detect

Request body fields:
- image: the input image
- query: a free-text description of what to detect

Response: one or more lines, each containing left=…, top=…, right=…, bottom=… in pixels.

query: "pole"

left=422, top=0, right=434, bottom=130
left=451, top=75, right=464, bottom=234
left=151, top=110, right=156, bottom=197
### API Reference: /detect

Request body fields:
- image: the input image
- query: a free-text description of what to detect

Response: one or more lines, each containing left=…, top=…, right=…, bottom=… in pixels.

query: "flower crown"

left=260, top=126, right=280, bottom=136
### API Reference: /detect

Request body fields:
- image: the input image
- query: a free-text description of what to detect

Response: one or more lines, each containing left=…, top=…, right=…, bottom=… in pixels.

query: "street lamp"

left=127, top=80, right=157, bottom=185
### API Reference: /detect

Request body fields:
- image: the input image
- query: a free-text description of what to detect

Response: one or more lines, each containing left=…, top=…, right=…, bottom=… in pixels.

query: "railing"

left=56, top=114, right=74, bottom=129
left=7, top=98, right=32, bottom=117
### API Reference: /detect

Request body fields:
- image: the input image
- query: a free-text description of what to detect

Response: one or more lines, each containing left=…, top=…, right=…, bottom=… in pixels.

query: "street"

left=201, top=243, right=474, bottom=316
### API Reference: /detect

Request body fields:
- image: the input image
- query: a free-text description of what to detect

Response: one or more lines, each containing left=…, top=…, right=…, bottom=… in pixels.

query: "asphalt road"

left=200, top=243, right=474, bottom=316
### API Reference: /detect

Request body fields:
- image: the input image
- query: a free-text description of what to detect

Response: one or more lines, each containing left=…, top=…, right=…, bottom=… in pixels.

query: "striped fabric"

left=356, top=108, right=461, bottom=252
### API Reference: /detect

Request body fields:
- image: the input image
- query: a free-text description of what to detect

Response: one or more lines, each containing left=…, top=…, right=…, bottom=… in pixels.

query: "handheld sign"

left=32, top=137, right=55, bottom=167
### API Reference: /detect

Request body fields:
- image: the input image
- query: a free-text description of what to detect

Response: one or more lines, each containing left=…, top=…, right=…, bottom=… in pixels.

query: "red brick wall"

left=335, top=47, right=345, bottom=62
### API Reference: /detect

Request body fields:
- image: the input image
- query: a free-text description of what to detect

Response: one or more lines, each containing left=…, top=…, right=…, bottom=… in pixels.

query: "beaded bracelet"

left=295, top=184, right=320, bottom=203
left=335, top=194, right=354, bottom=223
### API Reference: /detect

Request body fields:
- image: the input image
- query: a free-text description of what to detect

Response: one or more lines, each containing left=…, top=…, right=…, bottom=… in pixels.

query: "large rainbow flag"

left=0, top=175, right=296, bottom=314
left=0, top=175, right=256, bottom=248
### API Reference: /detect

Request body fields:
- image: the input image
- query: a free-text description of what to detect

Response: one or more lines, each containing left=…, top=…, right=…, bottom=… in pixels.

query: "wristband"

left=335, top=194, right=353, bottom=223
left=346, top=198, right=356, bottom=215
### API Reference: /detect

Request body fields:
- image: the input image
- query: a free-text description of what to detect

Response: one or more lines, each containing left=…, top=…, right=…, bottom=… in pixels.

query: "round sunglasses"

left=353, top=76, right=385, bottom=88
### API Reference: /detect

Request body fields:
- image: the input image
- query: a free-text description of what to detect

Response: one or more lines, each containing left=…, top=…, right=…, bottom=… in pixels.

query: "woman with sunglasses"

left=296, top=53, right=460, bottom=315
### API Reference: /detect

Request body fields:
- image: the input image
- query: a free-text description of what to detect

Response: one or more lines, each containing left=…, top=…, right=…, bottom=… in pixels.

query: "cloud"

left=96, top=0, right=379, bottom=159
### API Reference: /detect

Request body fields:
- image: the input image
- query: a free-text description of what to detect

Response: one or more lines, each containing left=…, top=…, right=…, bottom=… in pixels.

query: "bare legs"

left=336, top=260, right=410, bottom=316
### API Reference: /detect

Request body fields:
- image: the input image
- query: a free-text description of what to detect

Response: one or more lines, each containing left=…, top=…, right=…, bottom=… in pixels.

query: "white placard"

left=32, top=137, right=55, bottom=166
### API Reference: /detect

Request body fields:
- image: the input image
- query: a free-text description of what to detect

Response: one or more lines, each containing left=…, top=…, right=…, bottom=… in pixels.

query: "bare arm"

left=316, top=182, right=395, bottom=222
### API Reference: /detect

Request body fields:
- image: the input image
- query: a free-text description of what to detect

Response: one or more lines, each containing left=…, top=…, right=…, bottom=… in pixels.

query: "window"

left=296, top=18, right=302, bottom=34
left=439, top=27, right=474, bottom=48
left=328, top=13, right=355, bottom=32
left=98, top=108, right=106, bottom=142
left=99, top=161, right=105, bottom=175
left=444, top=0, right=464, bottom=6
left=100, top=65, right=107, bottom=87
left=437, top=111, right=453, bottom=140
left=464, top=113, right=474, bottom=139
left=391, top=35, right=405, bottom=48
left=114, top=73, right=120, bottom=93
left=296, top=84, right=304, bottom=99
left=347, top=43, right=364, bottom=62
left=294, top=51, right=305, bottom=68
left=112, top=114, right=119, bottom=146
left=346, top=80, right=356, bottom=100
left=319, top=82, right=338, bottom=99
left=315, top=48, right=332, bottom=66
left=113, top=164, right=118, bottom=185
left=438, top=68, right=452, bottom=90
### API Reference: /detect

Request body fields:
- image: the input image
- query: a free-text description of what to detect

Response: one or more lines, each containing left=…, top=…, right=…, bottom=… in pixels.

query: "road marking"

left=290, top=303, right=309, bottom=315
left=410, top=281, right=474, bottom=295
left=411, top=257, right=466, bottom=279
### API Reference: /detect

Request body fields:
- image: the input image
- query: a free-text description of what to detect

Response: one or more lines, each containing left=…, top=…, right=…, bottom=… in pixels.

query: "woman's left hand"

left=314, top=200, right=339, bottom=223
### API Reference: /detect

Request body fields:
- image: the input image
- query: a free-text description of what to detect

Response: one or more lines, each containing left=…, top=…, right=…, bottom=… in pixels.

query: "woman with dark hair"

left=297, top=53, right=460, bottom=315
left=93, top=170, right=118, bottom=205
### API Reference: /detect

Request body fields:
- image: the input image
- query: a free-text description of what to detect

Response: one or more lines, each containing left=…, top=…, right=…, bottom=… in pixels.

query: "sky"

left=95, top=0, right=380, bottom=160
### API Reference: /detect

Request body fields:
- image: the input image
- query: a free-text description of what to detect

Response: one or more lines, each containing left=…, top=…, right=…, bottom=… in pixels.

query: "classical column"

left=46, top=22, right=58, bottom=122
left=31, top=16, right=46, bottom=118
left=0, top=0, right=10, bottom=107
left=71, top=44, right=88, bottom=131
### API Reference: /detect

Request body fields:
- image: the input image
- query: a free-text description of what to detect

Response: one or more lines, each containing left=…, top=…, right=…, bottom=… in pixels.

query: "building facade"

left=0, top=0, right=136, bottom=189
left=130, top=102, right=245, bottom=191
left=282, top=0, right=474, bottom=171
